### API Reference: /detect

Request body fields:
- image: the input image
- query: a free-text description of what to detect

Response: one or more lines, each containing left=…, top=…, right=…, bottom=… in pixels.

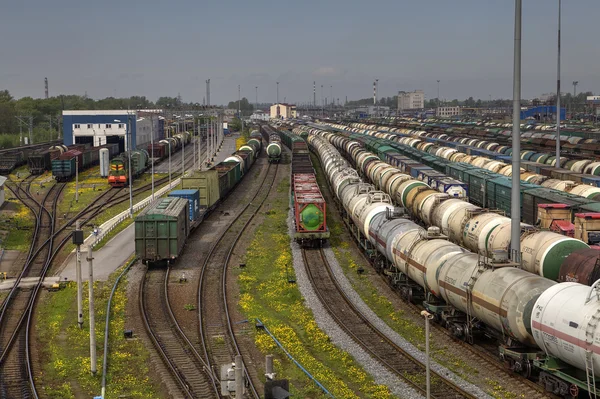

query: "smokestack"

left=45, top=77, right=49, bottom=99
left=206, top=79, right=211, bottom=106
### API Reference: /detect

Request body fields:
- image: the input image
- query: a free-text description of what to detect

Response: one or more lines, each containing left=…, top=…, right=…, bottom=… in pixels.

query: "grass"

left=35, top=259, right=160, bottom=398
left=236, top=178, right=393, bottom=399
left=0, top=187, right=35, bottom=251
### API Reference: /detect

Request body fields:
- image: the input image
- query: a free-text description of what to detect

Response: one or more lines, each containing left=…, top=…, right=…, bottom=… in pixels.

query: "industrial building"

left=270, top=103, right=297, bottom=119
left=398, top=90, right=424, bottom=111
left=62, top=110, right=163, bottom=151
left=436, top=106, right=462, bottom=118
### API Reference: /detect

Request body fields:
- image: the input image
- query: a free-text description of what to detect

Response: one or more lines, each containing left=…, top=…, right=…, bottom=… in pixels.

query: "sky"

left=1, top=0, right=599, bottom=105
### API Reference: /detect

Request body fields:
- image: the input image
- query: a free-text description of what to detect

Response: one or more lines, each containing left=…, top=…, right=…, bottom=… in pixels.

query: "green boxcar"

left=51, top=158, right=76, bottom=180
left=464, top=169, right=498, bottom=207
left=181, top=161, right=242, bottom=208
left=135, top=197, right=189, bottom=264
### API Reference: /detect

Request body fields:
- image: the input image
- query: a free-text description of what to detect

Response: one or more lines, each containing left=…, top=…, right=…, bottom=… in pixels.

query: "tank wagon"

left=303, top=125, right=592, bottom=283
left=276, top=127, right=329, bottom=246
left=135, top=144, right=258, bottom=265
left=260, top=125, right=283, bottom=163
left=108, top=149, right=150, bottom=187
left=349, top=121, right=600, bottom=188
left=325, top=123, right=600, bottom=222
left=307, top=130, right=600, bottom=398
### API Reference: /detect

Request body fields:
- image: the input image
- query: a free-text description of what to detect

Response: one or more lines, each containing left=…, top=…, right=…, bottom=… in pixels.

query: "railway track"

left=198, top=162, right=279, bottom=398
left=0, top=176, right=153, bottom=397
left=0, top=179, right=63, bottom=398
left=302, top=247, right=478, bottom=399
left=139, top=267, right=218, bottom=398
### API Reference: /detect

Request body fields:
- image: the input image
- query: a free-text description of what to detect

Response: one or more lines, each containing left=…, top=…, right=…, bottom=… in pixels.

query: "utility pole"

left=421, top=311, right=433, bottom=399
left=87, top=246, right=97, bottom=374
left=555, top=0, right=562, bottom=168
left=511, top=0, right=522, bottom=264
left=75, top=156, right=79, bottom=202
left=74, top=220, right=84, bottom=328
left=150, top=114, right=155, bottom=200
left=181, top=113, right=186, bottom=177
left=573, top=81, right=579, bottom=115
left=321, top=85, right=324, bottom=117
left=255, top=86, right=258, bottom=111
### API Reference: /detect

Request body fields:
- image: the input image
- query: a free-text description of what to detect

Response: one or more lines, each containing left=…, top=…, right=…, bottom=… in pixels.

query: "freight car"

left=50, top=144, right=119, bottom=181
left=352, top=120, right=600, bottom=182
left=277, top=128, right=329, bottom=246
left=0, top=140, right=63, bottom=174
left=304, top=125, right=591, bottom=282
left=28, top=147, right=64, bottom=174
left=326, top=123, right=600, bottom=220
left=308, top=131, right=600, bottom=398
left=260, top=125, right=282, bottom=163
left=136, top=146, right=257, bottom=265
left=108, top=150, right=150, bottom=187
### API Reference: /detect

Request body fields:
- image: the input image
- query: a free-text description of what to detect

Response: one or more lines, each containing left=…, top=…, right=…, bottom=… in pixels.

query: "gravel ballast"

left=320, top=244, right=492, bottom=399
left=287, top=210, right=423, bottom=399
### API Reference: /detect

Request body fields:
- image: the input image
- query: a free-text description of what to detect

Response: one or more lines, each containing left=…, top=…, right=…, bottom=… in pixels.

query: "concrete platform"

left=57, top=223, right=135, bottom=282
left=0, top=276, right=61, bottom=291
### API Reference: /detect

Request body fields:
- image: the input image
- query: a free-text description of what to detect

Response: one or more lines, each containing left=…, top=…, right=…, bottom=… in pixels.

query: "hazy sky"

left=1, top=0, right=599, bottom=105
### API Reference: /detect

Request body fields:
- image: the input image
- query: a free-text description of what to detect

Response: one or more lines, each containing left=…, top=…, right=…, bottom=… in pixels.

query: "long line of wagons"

left=134, top=134, right=261, bottom=265
left=305, top=127, right=600, bottom=398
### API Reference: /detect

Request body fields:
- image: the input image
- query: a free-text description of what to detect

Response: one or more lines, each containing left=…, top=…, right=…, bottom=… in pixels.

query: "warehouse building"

left=270, top=103, right=297, bottom=119
left=63, top=110, right=150, bottom=151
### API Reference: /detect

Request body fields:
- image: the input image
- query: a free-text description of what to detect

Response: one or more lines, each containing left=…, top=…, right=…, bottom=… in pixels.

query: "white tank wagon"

left=309, top=126, right=591, bottom=282
left=307, top=130, right=600, bottom=396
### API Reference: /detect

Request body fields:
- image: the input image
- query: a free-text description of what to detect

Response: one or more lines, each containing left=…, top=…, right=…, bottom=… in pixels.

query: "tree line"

left=0, top=90, right=222, bottom=148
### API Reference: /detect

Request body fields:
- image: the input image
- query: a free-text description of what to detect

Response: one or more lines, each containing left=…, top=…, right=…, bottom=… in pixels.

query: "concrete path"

left=57, top=223, right=135, bottom=282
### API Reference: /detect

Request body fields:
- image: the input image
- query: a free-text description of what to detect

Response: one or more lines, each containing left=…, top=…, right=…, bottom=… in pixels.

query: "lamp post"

left=511, top=0, right=522, bottom=263
left=437, top=80, right=440, bottom=110
left=149, top=113, right=155, bottom=201
left=421, top=310, right=434, bottom=399
left=555, top=0, right=562, bottom=169
left=181, top=112, right=185, bottom=177
left=114, top=117, right=133, bottom=217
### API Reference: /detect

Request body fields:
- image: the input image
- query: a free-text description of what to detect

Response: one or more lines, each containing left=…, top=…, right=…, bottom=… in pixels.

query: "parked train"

left=109, top=132, right=191, bottom=187
left=259, top=125, right=282, bottom=163
left=318, top=123, right=600, bottom=223
left=135, top=138, right=261, bottom=265
left=307, top=130, right=600, bottom=398
left=351, top=121, right=600, bottom=186
left=298, top=125, right=600, bottom=286
left=0, top=140, right=63, bottom=175
left=274, top=127, right=329, bottom=246
left=27, top=145, right=68, bottom=174
left=52, top=143, right=120, bottom=182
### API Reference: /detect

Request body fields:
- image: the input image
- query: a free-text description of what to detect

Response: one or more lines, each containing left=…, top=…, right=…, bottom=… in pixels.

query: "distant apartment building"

left=436, top=106, right=462, bottom=117
left=398, top=90, right=424, bottom=112
left=270, top=103, right=297, bottom=119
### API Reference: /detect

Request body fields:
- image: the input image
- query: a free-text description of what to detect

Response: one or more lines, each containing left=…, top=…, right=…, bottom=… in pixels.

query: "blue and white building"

left=62, top=110, right=162, bottom=152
